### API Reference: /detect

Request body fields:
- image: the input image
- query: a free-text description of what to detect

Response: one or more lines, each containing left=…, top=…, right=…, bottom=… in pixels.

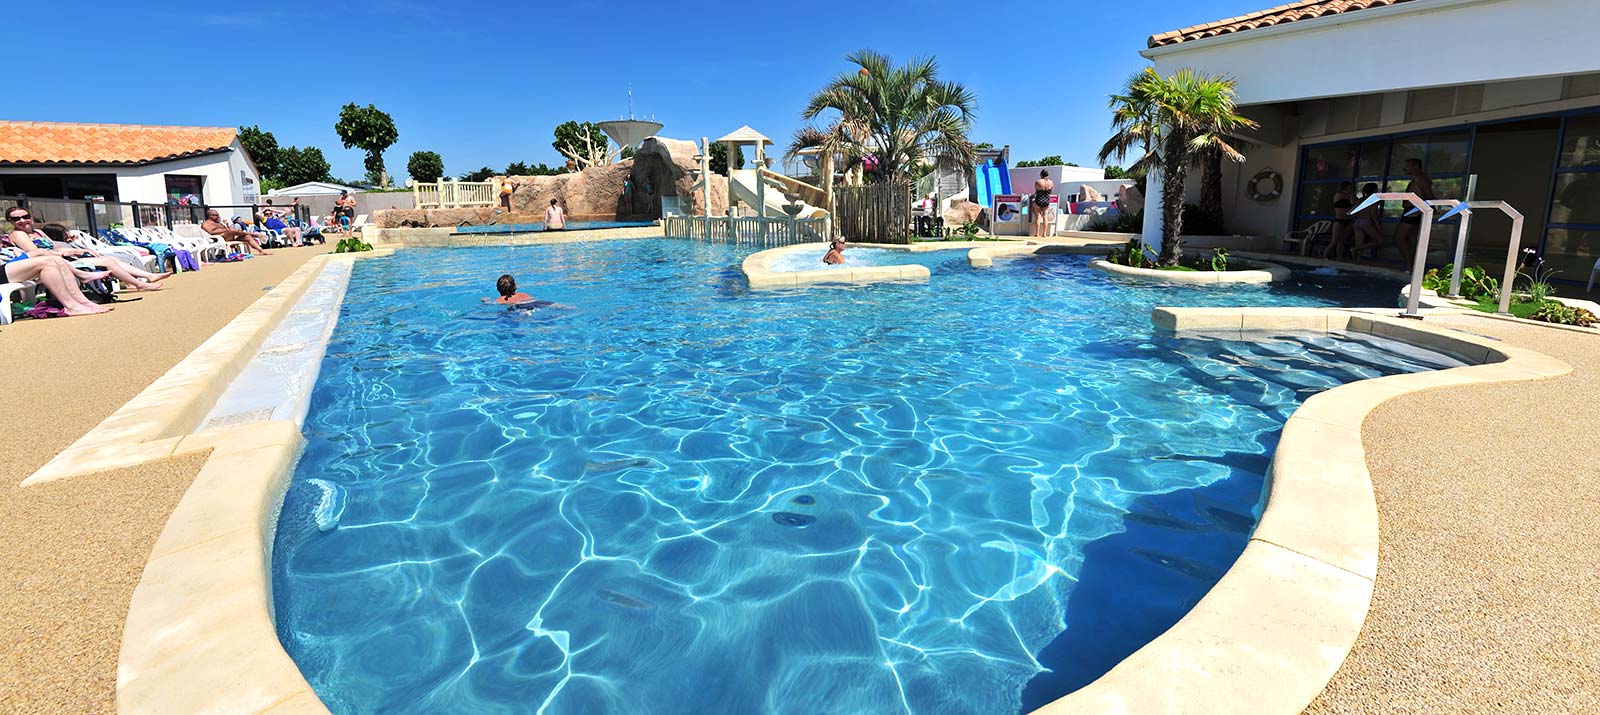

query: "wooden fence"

left=664, top=215, right=828, bottom=247
left=833, top=181, right=912, bottom=244
left=413, top=180, right=497, bottom=209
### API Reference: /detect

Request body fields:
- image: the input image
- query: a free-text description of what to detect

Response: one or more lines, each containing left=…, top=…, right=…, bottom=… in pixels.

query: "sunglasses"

left=7, top=214, right=30, bottom=222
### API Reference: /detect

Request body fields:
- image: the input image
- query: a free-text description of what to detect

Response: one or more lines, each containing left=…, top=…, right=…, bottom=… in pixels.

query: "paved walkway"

left=1307, top=314, right=1600, bottom=713
left=0, top=246, right=329, bottom=714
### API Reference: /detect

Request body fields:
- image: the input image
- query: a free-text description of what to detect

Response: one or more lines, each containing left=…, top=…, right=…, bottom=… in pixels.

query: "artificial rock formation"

left=375, top=136, right=729, bottom=228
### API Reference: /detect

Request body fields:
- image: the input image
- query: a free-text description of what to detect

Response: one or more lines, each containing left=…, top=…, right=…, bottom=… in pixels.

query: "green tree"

left=708, top=141, right=745, bottom=176
left=795, top=50, right=976, bottom=185
left=238, top=125, right=281, bottom=183
left=504, top=161, right=530, bottom=176
left=460, top=166, right=496, bottom=182
left=528, top=163, right=564, bottom=176
left=334, top=103, right=399, bottom=188
left=974, top=142, right=996, bottom=151
left=278, top=146, right=333, bottom=186
left=1017, top=155, right=1065, bottom=168
left=552, top=121, right=616, bottom=169
left=1099, top=68, right=1255, bottom=265
left=1103, top=165, right=1127, bottom=180
left=406, top=151, right=444, bottom=183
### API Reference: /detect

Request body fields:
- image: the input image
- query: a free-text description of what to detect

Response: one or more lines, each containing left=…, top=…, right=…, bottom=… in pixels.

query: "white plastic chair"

left=1282, top=220, right=1332, bottom=256
left=171, top=224, right=236, bottom=261
left=68, top=230, right=159, bottom=273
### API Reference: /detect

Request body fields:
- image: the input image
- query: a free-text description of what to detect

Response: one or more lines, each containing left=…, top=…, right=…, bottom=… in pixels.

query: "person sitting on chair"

left=201, top=209, right=270, bottom=255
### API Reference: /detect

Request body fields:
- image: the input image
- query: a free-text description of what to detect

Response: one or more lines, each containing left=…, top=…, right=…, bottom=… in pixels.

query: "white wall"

left=1008, top=165, right=1104, bottom=196
left=1144, top=0, right=1600, bottom=106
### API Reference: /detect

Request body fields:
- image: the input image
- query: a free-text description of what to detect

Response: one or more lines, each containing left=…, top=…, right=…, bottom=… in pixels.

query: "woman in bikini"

left=3, top=207, right=112, bottom=315
left=1323, top=182, right=1357, bottom=260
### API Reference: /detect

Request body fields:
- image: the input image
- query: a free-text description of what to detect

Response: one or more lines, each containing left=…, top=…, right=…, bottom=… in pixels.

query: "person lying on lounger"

left=5, top=209, right=167, bottom=291
left=2, top=208, right=111, bottom=315
left=201, top=209, right=271, bottom=255
left=36, top=223, right=171, bottom=290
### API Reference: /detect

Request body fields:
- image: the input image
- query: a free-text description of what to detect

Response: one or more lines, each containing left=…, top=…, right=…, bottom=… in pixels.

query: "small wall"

left=366, top=223, right=664, bottom=248
left=742, top=242, right=932, bottom=289
left=1090, top=257, right=1291, bottom=284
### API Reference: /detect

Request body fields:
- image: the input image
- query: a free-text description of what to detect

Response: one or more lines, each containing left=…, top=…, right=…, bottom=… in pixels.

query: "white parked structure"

left=0, top=121, right=261, bottom=205
left=266, top=181, right=364, bottom=198
left=1138, top=0, right=1600, bottom=287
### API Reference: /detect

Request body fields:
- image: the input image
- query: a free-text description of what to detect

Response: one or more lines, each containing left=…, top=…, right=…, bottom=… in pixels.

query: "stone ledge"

left=1035, top=307, right=1570, bottom=715
left=1090, top=258, right=1292, bottom=284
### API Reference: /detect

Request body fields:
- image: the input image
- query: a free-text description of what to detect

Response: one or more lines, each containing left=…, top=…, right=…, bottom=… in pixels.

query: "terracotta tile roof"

left=0, top=121, right=238, bottom=166
left=1148, top=0, right=1418, bottom=48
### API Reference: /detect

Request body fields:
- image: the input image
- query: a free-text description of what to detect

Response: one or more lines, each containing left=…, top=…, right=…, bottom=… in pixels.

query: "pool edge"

left=1028, top=307, right=1571, bottom=715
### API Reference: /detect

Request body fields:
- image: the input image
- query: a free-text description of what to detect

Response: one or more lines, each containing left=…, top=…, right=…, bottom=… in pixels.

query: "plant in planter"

left=1528, top=301, right=1597, bottom=327
left=1210, top=247, right=1229, bottom=272
left=334, top=237, right=373, bottom=253
left=1106, top=238, right=1155, bottom=268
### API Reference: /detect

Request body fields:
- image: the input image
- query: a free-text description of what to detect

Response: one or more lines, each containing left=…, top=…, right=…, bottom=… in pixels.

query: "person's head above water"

left=496, top=274, right=518, bottom=297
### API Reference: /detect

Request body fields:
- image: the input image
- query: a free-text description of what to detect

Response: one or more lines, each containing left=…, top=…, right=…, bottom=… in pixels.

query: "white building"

left=266, top=181, right=363, bottom=198
left=0, top=121, right=261, bottom=206
left=1139, top=0, right=1600, bottom=287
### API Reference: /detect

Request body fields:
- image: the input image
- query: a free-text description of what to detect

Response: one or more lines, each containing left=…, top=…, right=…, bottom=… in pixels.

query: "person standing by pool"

left=1030, top=169, right=1054, bottom=238
left=823, top=238, right=845, bottom=265
left=499, top=177, right=514, bottom=213
left=335, top=190, right=357, bottom=224
left=544, top=199, right=566, bottom=231
left=1394, top=158, right=1435, bottom=266
left=1349, top=182, right=1386, bottom=261
left=1324, top=182, right=1357, bottom=260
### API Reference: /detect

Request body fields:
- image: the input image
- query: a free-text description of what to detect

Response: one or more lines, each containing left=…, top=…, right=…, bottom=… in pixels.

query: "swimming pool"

left=272, top=241, right=1452, bottom=714
left=764, top=245, right=917, bottom=272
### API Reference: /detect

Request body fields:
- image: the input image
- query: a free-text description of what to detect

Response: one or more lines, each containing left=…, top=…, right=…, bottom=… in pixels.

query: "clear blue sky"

left=11, top=0, right=1271, bottom=182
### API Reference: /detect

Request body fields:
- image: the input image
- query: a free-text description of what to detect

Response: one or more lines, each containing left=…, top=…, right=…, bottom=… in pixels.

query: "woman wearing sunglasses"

left=5, top=210, right=170, bottom=290
left=2, top=207, right=112, bottom=316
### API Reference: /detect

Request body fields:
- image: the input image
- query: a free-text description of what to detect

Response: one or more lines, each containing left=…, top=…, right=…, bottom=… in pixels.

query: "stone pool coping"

left=1089, top=257, right=1293, bottom=284
left=741, top=241, right=945, bottom=289
left=363, top=223, right=665, bottom=247
left=1032, top=306, right=1571, bottom=715
left=19, top=248, right=396, bottom=488
left=108, top=245, right=1567, bottom=714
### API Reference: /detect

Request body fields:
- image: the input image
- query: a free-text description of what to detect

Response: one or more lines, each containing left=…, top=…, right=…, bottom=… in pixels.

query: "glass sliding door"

left=1544, top=111, right=1600, bottom=288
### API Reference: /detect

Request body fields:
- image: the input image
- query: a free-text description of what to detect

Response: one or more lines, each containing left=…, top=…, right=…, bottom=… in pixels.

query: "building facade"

left=0, top=121, right=261, bottom=206
left=1140, top=0, right=1600, bottom=286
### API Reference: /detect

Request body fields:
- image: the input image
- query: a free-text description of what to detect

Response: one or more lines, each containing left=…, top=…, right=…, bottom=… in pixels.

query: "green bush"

left=1106, top=238, right=1154, bottom=268
left=1421, top=264, right=1499, bottom=302
left=1210, top=247, right=1229, bottom=272
left=334, top=237, right=373, bottom=253
left=1527, top=301, right=1597, bottom=327
left=1088, top=209, right=1143, bottom=233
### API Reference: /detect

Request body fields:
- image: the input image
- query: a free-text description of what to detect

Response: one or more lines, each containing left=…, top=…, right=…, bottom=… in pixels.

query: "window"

left=164, top=174, right=204, bottom=203
left=1295, top=130, right=1474, bottom=249
left=1543, top=111, right=1600, bottom=281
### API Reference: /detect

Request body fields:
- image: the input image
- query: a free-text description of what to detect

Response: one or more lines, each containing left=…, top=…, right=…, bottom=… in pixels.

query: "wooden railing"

left=664, top=215, right=828, bottom=246
left=413, top=180, right=498, bottom=209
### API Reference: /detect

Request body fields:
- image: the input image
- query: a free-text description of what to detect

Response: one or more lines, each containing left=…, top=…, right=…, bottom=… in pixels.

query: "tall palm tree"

left=1100, top=68, right=1257, bottom=265
left=790, top=50, right=977, bottom=187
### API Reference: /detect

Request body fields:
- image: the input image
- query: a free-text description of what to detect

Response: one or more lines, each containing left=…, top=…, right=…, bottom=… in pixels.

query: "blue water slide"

left=975, top=160, right=995, bottom=208
left=994, top=158, right=1012, bottom=195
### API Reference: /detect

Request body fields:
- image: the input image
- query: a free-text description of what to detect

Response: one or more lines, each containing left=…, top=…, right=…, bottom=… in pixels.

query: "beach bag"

left=81, top=277, right=118, bottom=304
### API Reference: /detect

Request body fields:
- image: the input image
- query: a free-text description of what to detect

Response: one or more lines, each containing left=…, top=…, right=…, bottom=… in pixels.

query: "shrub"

left=1106, top=238, right=1155, bottom=268
left=1527, top=302, right=1597, bottom=327
left=1088, top=209, right=1143, bottom=233
left=334, top=237, right=373, bottom=253
left=1210, top=247, right=1229, bottom=272
left=1422, top=264, right=1498, bottom=302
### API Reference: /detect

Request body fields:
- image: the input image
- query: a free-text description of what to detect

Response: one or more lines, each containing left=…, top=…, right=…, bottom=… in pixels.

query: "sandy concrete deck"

left=0, top=246, right=330, bottom=714
left=1306, top=313, right=1600, bottom=713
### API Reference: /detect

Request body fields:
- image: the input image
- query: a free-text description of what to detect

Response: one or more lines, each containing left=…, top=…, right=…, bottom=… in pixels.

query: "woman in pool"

left=823, top=239, right=845, bottom=265
left=492, top=274, right=533, bottom=304
left=544, top=199, right=566, bottom=231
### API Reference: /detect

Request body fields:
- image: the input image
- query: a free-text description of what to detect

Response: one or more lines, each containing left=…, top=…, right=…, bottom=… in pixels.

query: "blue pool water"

left=454, top=220, right=655, bottom=234
left=273, top=241, right=1454, bottom=714
left=766, top=246, right=914, bottom=272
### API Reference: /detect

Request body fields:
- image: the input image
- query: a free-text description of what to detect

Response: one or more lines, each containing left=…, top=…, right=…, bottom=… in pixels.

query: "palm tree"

left=1100, top=68, right=1257, bottom=265
left=789, top=50, right=977, bottom=188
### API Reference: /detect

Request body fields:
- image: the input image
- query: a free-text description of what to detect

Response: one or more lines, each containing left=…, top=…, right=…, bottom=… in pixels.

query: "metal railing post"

left=131, top=201, right=143, bottom=228
left=85, top=200, right=98, bottom=236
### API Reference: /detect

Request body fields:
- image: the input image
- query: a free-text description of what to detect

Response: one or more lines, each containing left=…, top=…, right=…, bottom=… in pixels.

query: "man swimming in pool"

left=492, top=274, right=533, bottom=304
left=823, top=238, right=845, bottom=265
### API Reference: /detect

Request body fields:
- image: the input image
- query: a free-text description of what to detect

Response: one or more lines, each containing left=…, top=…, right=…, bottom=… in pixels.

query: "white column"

left=1142, top=166, right=1164, bottom=254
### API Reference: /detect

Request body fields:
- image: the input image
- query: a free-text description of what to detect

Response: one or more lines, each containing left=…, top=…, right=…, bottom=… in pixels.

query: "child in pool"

left=492, top=274, right=534, bottom=304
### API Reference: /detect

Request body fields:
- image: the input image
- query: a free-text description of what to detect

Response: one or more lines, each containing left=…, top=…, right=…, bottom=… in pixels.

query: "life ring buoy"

left=1248, top=169, right=1283, bottom=202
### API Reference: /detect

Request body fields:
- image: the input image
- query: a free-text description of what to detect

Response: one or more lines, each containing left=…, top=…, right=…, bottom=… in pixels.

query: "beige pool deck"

left=1, top=236, right=1597, bottom=713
